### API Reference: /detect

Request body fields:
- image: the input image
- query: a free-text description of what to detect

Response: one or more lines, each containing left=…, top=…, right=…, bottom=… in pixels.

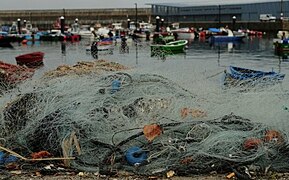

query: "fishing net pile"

left=0, top=60, right=35, bottom=92
left=0, top=59, right=288, bottom=177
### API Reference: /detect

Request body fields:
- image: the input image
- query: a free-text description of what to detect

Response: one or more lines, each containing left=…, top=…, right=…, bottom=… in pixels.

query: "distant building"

left=148, top=0, right=288, bottom=23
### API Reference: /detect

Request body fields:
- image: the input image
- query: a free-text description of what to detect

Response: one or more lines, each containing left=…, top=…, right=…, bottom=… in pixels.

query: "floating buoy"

left=125, top=146, right=147, bottom=166
left=199, top=31, right=206, bottom=38
left=21, top=39, right=28, bottom=44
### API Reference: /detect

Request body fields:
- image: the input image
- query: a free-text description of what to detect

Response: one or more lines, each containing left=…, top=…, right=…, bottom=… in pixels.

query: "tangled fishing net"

left=0, top=59, right=288, bottom=177
left=0, top=60, right=35, bottom=92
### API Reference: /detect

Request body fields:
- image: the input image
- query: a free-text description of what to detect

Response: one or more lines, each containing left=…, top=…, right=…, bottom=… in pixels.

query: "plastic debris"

left=166, top=170, right=175, bottom=178
left=226, top=172, right=235, bottom=179
left=125, top=146, right=148, bottom=166
left=111, top=79, right=121, bottom=93
left=0, top=151, right=18, bottom=164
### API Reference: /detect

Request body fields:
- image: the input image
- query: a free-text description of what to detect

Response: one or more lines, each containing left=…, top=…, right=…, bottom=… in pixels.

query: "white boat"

left=139, top=22, right=154, bottom=32
left=171, top=27, right=195, bottom=39
left=79, top=25, right=94, bottom=38
left=95, top=27, right=110, bottom=37
left=277, top=30, right=289, bottom=39
left=112, top=22, right=124, bottom=37
left=69, top=23, right=94, bottom=38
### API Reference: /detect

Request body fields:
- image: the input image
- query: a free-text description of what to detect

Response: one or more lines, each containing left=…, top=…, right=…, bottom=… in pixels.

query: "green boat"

left=274, top=39, right=289, bottom=56
left=153, top=35, right=175, bottom=44
left=150, top=40, right=188, bottom=57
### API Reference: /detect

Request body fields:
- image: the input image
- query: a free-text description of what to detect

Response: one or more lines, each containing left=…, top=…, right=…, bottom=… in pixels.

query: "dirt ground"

left=0, top=174, right=227, bottom=180
left=3, top=172, right=289, bottom=180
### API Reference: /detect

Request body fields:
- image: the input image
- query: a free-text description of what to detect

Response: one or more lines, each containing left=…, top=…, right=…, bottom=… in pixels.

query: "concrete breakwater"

left=0, top=8, right=152, bottom=30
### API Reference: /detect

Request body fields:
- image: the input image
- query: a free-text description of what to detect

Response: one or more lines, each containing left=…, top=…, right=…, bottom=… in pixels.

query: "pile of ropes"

left=0, top=60, right=288, bottom=176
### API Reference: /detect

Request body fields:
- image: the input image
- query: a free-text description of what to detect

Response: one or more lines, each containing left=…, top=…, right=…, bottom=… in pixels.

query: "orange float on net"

left=143, top=124, right=162, bottom=142
left=243, top=138, right=263, bottom=150
left=264, top=130, right=284, bottom=145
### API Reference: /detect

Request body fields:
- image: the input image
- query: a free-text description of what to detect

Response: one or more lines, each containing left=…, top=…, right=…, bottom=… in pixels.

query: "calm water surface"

left=1, top=35, right=289, bottom=130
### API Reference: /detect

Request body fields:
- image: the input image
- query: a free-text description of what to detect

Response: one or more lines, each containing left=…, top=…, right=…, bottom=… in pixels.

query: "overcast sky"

left=0, top=0, right=280, bottom=10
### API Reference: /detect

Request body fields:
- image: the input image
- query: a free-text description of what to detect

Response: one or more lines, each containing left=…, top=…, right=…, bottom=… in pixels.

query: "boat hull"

left=150, top=40, right=188, bottom=57
left=223, top=66, right=285, bottom=87
left=274, top=41, right=289, bottom=56
left=209, top=35, right=244, bottom=43
left=230, top=66, right=285, bottom=80
left=176, top=32, right=195, bottom=39
left=15, top=52, right=44, bottom=67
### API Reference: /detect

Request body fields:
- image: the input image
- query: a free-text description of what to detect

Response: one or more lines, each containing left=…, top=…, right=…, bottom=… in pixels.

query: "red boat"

left=0, top=60, right=35, bottom=85
left=15, top=52, right=44, bottom=67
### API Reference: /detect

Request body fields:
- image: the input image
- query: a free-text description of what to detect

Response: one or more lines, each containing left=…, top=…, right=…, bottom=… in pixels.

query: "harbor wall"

left=0, top=8, right=152, bottom=30
left=1, top=8, right=289, bottom=33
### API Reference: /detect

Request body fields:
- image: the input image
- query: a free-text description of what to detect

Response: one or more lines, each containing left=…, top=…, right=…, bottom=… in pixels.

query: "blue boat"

left=223, top=66, right=285, bottom=86
left=208, top=28, right=245, bottom=43
left=230, top=66, right=285, bottom=80
left=209, top=35, right=244, bottom=43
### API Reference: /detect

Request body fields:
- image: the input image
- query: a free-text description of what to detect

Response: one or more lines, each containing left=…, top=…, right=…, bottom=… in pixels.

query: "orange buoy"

left=21, top=39, right=28, bottom=44
left=243, top=138, right=263, bottom=150
left=264, top=130, right=284, bottom=145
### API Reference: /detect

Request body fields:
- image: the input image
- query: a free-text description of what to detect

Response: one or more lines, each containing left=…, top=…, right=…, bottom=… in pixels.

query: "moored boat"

left=223, top=66, right=285, bottom=87
left=15, top=52, right=45, bottom=67
left=0, top=36, right=13, bottom=48
left=208, top=28, right=245, bottom=43
left=153, top=32, right=175, bottom=44
left=229, top=66, right=285, bottom=80
left=274, top=39, right=289, bottom=56
left=171, top=27, right=196, bottom=39
left=150, top=40, right=188, bottom=57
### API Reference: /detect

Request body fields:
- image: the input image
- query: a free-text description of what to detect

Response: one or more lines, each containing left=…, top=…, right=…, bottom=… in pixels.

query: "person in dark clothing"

left=108, top=31, right=113, bottom=39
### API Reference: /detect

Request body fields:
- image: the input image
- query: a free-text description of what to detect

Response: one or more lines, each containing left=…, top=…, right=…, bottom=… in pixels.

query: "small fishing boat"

left=229, top=66, right=285, bottom=80
left=153, top=33, right=175, bottom=44
left=223, top=66, right=285, bottom=87
left=171, top=27, right=196, bottom=39
left=274, top=39, right=289, bottom=56
left=208, top=28, right=245, bottom=43
left=90, top=41, right=114, bottom=58
left=150, top=40, right=188, bottom=57
left=209, top=34, right=244, bottom=43
left=90, top=40, right=114, bottom=51
left=98, top=38, right=114, bottom=46
left=0, top=36, right=13, bottom=48
left=15, top=51, right=45, bottom=67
